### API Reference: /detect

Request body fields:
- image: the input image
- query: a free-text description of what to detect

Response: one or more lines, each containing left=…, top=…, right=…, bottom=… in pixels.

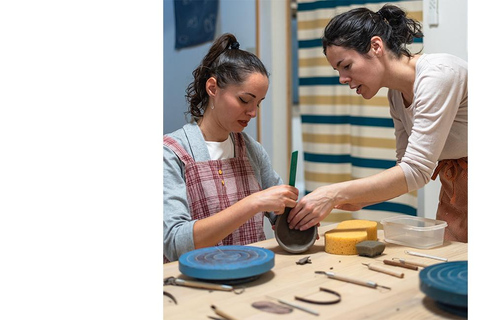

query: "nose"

left=338, top=70, right=350, bottom=85
left=246, top=107, right=257, bottom=118
left=339, top=75, right=350, bottom=85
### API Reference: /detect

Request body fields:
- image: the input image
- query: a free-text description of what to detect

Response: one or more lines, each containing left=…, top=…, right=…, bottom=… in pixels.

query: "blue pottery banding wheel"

left=179, top=245, right=274, bottom=283
left=419, top=261, right=467, bottom=317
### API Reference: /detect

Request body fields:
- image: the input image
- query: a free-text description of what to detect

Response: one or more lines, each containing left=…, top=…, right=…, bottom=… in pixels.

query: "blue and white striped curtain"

left=297, top=0, right=423, bottom=220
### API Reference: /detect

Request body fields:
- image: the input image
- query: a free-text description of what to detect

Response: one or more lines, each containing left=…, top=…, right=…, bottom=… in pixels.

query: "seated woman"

left=163, top=33, right=298, bottom=262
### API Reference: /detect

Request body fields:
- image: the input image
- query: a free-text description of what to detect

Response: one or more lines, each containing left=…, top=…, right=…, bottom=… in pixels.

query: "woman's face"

left=325, top=45, right=383, bottom=99
left=210, top=72, right=269, bottom=135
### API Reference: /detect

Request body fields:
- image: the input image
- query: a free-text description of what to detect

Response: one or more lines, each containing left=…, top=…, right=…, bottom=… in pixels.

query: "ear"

left=370, top=36, right=384, bottom=56
left=206, top=77, right=218, bottom=97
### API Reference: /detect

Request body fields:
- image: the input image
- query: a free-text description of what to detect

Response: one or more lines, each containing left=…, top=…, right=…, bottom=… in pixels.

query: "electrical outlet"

left=429, top=0, right=439, bottom=27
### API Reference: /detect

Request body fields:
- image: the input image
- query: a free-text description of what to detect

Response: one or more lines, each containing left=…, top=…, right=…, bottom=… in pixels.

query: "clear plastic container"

left=380, top=216, right=447, bottom=249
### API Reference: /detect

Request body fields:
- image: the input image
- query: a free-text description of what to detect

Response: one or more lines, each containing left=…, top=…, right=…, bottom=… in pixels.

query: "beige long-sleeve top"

left=388, top=53, right=468, bottom=192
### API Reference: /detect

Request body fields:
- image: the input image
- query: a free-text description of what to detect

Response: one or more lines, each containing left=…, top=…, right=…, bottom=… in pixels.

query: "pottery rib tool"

left=288, top=150, right=298, bottom=187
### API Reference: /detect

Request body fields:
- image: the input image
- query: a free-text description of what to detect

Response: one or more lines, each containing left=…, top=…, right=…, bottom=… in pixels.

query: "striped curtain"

left=297, top=0, right=423, bottom=221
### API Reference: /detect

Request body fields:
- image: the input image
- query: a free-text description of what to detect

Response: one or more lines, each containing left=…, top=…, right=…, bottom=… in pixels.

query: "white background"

left=1, top=1, right=162, bottom=318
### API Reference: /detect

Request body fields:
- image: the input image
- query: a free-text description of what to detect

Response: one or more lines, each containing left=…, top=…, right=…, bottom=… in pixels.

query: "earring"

left=211, top=104, right=215, bottom=110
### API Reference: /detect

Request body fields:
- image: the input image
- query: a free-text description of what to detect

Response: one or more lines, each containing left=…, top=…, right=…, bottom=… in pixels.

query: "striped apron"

left=432, top=157, right=468, bottom=242
left=163, top=133, right=266, bottom=262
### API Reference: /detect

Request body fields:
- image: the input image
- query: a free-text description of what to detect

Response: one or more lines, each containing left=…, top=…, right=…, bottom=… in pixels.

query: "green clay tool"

left=288, top=151, right=298, bottom=187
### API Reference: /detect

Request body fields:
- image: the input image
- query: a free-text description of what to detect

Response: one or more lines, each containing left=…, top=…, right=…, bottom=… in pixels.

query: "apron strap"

left=232, top=133, right=246, bottom=158
left=431, top=157, right=468, bottom=204
left=163, top=135, right=194, bottom=165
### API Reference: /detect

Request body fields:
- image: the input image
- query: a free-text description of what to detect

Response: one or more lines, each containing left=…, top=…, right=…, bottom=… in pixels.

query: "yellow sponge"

left=324, top=220, right=378, bottom=255
left=324, top=230, right=368, bottom=255
left=336, top=220, right=378, bottom=240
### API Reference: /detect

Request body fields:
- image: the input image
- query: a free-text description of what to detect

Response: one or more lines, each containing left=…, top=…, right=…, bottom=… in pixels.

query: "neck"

left=197, top=116, right=229, bottom=142
left=384, top=54, right=419, bottom=103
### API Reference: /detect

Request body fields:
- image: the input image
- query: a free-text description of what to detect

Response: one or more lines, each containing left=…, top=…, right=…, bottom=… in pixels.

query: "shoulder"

left=416, top=54, right=468, bottom=75
left=415, top=54, right=468, bottom=89
left=164, top=123, right=202, bottom=151
left=237, top=132, right=270, bottom=164
left=240, top=132, right=265, bottom=153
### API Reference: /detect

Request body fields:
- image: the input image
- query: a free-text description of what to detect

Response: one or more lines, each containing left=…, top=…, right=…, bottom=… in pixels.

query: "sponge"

left=336, top=220, right=378, bottom=240
left=325, top=230, right=368, bottom=255
left=355, top=240, right=385, bottom=257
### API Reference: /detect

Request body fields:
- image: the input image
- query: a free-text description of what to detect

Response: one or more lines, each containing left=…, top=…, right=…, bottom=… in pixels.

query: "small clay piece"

left=252, top=301, right=293, bottom=314
left=296, top=256, right=312, bottom=265
left=355, top=240, right=385, bottom=257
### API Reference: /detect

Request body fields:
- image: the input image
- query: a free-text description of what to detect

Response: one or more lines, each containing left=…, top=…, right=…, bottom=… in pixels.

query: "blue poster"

left=174, top=0, right=219, bottom=50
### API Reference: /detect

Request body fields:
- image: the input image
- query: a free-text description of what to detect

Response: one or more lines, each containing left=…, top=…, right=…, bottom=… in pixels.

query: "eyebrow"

left=334, top=59, right=344, bottom=70
left=241, top=92, right=257, bottom=98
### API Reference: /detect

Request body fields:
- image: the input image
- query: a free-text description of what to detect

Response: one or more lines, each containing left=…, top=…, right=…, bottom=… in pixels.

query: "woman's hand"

left=250, top=185, right=298, bottom=214
left=287, top=187, right=336, bottom=231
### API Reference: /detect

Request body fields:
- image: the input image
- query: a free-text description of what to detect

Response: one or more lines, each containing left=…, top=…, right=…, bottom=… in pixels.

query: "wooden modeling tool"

left=211, top=305, right=238, bottom=320
left=315, top=271, right=391, bottom=290
left=392, top=258, right=429, bottom=268
left=383, top=259, right=418, bottom=270
left=362, top=263, right=404, bottom=278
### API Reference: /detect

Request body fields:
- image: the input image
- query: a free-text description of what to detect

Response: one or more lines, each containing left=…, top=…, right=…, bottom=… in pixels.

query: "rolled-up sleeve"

left=397, top=62, right=466, bottom=192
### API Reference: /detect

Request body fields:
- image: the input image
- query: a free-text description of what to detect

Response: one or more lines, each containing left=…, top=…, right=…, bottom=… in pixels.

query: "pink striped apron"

left=431, top=157, right=468, bottom=242
left=163, top=133, right=266, bottom=262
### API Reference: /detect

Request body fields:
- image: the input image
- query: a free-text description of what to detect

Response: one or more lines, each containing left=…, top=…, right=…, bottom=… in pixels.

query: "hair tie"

left=230, top=41, right=240, bottom=50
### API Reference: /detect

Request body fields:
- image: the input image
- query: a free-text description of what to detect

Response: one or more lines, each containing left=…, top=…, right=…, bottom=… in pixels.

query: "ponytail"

left=186, top=33, right=269, bottom=119
left=322, top=4, right=423, bottom=58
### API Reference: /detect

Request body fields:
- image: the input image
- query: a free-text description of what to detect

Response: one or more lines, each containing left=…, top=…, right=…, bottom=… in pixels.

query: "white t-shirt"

left=205, top=135, right=235, bottom=160
left=388, top=53, right=468, bottom=192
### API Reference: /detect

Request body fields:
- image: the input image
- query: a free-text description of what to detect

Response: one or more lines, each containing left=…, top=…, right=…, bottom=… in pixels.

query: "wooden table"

left=163, top=224, right=467, bottom=319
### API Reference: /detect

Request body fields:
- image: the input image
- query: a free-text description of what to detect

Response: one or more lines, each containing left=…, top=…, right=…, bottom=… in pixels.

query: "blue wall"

left=163, top=0, right=257, bottom=137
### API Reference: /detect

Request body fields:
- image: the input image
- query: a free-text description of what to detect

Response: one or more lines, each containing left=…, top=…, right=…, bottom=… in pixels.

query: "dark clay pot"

left=274, top=208, right=317, bottom=253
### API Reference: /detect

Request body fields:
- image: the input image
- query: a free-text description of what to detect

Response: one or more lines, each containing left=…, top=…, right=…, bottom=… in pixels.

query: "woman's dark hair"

left=186, top=33, right=269, bottom=119
left=322, top=4, right=423, bottom=58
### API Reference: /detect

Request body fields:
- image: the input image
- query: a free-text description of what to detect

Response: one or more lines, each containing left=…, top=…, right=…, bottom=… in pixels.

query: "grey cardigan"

left=163, top=123, right=282, bottom=261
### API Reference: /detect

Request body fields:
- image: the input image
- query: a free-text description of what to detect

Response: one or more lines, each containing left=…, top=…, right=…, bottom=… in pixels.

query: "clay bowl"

left=274, top=208, right=317, bottom=254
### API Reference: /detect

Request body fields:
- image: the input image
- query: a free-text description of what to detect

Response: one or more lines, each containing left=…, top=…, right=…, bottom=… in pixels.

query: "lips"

left=238, top=120, right=249, bottom=127
left=354, top=85, right=362, bottom=95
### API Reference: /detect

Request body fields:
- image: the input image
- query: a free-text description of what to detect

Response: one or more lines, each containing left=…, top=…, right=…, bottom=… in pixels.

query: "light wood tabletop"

left=163, top=223, right=467, bottom=319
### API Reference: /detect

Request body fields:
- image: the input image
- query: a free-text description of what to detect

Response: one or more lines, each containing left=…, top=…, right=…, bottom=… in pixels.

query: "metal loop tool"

left=164, top=276, right=245, bottom=294
left=295, top=287, right=341, bottom=305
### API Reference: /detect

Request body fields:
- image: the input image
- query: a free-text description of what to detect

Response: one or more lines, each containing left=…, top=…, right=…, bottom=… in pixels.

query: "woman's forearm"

left=289, top=166, right=408, bottom=231
left=192, top=185, right=298, bottom=249
left=192, top=196, right=260, bottom=249
left=335, top=165, right=408, bottom=207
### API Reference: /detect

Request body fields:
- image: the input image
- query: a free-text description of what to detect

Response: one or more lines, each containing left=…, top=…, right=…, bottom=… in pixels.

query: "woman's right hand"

left=250, top=185, right=298, bottom=214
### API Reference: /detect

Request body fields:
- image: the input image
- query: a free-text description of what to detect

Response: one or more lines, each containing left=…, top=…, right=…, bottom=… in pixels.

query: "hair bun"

left=230, top=41, right=240, bottom=49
